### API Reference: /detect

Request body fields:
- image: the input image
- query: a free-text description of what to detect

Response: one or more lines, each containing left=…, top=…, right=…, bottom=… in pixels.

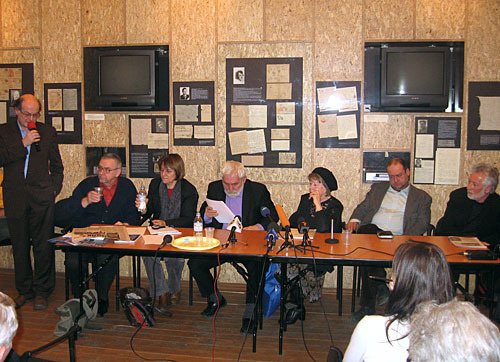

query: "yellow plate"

left=171, top=236, right=221, bottom=251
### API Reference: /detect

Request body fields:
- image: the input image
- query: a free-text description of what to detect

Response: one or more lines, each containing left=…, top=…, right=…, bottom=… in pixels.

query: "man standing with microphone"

left=188, top=161, right=278, bottom=334
left=0, top=94, right=64, bottom=311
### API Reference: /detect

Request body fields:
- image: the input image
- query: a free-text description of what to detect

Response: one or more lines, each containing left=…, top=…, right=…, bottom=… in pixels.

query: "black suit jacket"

left=200, top=179, right=278, bottom=230
left=436, top=187, right=500, bottom=248
left=0, top=120, right=64, bottom=218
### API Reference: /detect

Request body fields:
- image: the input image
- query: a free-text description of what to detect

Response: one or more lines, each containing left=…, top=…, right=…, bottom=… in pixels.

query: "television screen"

left=386, top=52, right=445, bottom=96
left=84, top=45, right=169, bottom=111
left=100, top=55, right=151, bottom=96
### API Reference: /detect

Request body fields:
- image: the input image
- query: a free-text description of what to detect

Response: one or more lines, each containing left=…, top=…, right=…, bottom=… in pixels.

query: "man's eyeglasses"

left=20, top=110, right=41, bottom=119
left=97, top=166, right=120, bottom=174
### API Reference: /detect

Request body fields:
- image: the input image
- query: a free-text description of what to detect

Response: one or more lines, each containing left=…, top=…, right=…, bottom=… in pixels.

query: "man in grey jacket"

left=346, top=158, right=431, bottom=323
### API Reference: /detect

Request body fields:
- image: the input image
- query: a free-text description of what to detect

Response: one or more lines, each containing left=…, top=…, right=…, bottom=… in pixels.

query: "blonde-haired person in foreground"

left=409, top=299, right=500, bottom=362
left=0, top=292, right=18, bottom=362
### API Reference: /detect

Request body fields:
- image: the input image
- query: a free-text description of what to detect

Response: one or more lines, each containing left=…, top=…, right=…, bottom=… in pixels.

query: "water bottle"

left=138, top=186, right=147, bottom=213
left=193, top=212, right=203, bottom=241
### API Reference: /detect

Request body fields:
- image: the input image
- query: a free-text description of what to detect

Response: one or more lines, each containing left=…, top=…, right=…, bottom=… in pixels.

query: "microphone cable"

left=237, top=246, right=272, bottom=361
left=211, top=246, right=226, bottom=361
left=129, top=239, right=177, bottom=362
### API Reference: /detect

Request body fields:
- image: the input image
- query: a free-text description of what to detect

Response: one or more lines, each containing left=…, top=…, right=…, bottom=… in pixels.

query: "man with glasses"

left=0, top=94, right=64, bottom=311
left=65, top=153, right=139, bottom=316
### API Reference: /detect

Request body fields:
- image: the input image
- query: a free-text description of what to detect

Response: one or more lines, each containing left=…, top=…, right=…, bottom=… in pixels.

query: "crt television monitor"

left=380, top=47, right=451, bottom=111
left=84, top=46, right=169, bottom=111
left=98, top=49, right=155, bottom=109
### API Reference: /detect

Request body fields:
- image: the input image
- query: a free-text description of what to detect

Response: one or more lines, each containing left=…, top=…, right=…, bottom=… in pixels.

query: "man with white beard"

left=436, top=163, right=500, bottom=322
left=436, top=163, right=500, bottom=249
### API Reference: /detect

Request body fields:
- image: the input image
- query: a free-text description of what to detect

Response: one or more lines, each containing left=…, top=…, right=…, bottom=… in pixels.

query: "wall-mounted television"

left=365, top=42, right=463, bottom=113
left=84, top=45, right=169, bottom=111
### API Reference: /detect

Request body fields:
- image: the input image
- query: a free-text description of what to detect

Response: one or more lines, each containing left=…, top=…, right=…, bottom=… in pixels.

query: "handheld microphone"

left=227, top=215, right=242, bottom=243
left=159, top=234, right=173, bottom=249
left=27, top=121, right=40, bottom=152
left=275, top=204, right=290, bottom=232
left=368, top=275, right=392, bottom=284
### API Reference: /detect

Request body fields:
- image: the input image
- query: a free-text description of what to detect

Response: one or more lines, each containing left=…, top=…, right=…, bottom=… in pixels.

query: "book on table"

left=448, top=236, right=487, bottom=249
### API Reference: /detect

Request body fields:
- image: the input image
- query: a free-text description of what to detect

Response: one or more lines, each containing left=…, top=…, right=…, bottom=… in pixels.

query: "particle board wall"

left=41, top=0, right=82, bottom=83
left=0, top=0, right=499, bottom=290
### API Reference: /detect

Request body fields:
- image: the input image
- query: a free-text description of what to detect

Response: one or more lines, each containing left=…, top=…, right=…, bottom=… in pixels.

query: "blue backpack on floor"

left=262, top=263, right=281, bottom=318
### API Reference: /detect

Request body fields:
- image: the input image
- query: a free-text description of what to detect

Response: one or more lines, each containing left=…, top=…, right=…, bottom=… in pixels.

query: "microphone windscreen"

left=160, top=234, right=173, bottom=248
left=267, top=221, right=280, bottom=232
left=28, top=121, right=36, bottom=130
left=260, top=206, right=270, bottom=217
left=275, top=204, right=290, bottom=228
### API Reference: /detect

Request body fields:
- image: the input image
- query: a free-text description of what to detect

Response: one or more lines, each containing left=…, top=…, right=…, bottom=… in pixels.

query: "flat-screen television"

left=365, top=42, right=463, bottom=113
left=84, top=46, right=169, bottom=111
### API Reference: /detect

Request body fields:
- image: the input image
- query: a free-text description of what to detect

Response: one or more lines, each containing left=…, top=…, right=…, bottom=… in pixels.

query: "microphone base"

left=325, top=238, right=339, bottom=244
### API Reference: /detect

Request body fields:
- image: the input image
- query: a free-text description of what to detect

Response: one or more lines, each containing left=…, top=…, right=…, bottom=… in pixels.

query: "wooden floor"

left=2, top=268, right=495, bottom=361
left=2, top=267, right=366, bottom=361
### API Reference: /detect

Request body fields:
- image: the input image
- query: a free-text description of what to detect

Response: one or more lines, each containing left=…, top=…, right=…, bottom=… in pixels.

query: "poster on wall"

left=173, top=81, right=215, bottom=146
left=413, top=116, right=461, bottom=185
left=44, top=83, right=82, bottom=144
left=0, top=64, right=34, bottom=124
left=315, top=81, right=361, bottom=149
left=226, top=58, right=303, bottom=168
left=128, top=115, right=169, bottom=178
left=467, top=81, right=500, bottom=150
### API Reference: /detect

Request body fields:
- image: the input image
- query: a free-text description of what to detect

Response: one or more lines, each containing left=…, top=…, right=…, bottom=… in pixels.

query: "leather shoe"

left=97, top=299, right=108, bottom=317
left=285, top=306, right=305, bottom=325
left=201, top=296, right=226, bottom=317
left=34, top=296, right=48, bottom=311
left=240, top=318, right=256, bottom=335
left=170, top=292, right=181, bottom=305
left=14, top=294, right=34, bottom=309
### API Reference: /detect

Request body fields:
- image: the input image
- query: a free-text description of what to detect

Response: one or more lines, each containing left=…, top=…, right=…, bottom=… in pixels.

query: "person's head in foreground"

left=0, top=292, right=18, bottom=362
left=386, top=241, right=454, bottom=336
left=409, top=299, right=500, bottom=362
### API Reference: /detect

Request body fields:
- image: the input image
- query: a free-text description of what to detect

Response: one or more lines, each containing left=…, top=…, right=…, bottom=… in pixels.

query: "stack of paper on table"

left=448, top=236, right=487, bottom=249
left=147, top=226, right=182, bottom=235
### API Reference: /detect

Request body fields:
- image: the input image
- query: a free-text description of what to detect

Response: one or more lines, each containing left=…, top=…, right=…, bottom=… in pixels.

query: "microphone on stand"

left=226, top=215, right=242, bottom=244
left=260, top=206, right=280, bottom=233
left=275, top=204, right=291, bottom=232
left=159, top=235, right=173, bottom=249
left=27, top=121, right=40, bottom=152
left=325, top=209, right=339, bottom=244
left=265, top=223, right=278, bottom=250
left=297, top=217, right=309, bottom=234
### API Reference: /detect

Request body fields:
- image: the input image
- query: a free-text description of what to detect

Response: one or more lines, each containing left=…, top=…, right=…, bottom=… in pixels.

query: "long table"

left=267, top=231, right=500, bottom=354
left=57, top=228, right=500, bottom=355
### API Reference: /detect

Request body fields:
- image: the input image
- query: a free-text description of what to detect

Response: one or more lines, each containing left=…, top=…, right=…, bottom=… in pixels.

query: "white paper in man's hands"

left=206, top=199, right=235, bottom=224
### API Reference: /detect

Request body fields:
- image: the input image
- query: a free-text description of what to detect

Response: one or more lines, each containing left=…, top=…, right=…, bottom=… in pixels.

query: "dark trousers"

left=188, top=257, right=261, bottom=304
left=65, top=251, right=117, bottom=302
left=360, top=266, right=386, bottom=308
left=357, top=223, right=385, bottom=309
left=6, top=201, right=55, bottom=298
left=0, top=217, right=9, bottom=241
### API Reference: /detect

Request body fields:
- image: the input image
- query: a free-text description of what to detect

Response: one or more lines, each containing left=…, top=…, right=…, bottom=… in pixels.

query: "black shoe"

left=97, top=299, right=109, bottom=317
left=349, top=306, right=375, bottom=325
left=285, top=306, right=306, bottom=325
left=14, top=294, right=34, bottom=309
left=33, top=296, right=48, bottom=311
left=201, top=296, right=226, bottom=317
left=240, top=318, right=256, bottom=335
